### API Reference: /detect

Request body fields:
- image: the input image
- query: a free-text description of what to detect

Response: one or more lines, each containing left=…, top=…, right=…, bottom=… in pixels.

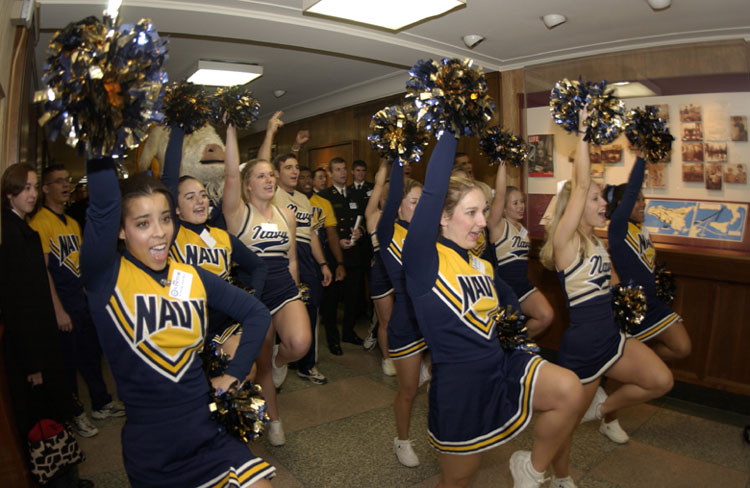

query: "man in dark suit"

left=347, top=160, right=374, bottom=324
left=318, top=158, right=367, bottom=354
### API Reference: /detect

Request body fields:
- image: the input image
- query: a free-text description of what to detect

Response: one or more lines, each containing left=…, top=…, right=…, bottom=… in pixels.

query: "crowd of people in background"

left=0, top=107, right=689, bottom=488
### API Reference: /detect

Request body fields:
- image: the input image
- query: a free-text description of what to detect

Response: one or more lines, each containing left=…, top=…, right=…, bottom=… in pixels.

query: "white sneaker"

left=418, top=360, right=431, bottom=388
left=599, top=418, right=630, bottom=444
left=297, top=366, right=328, bottom=385
left=91, top=400, right=126, bottom=419
left=71, top=413, right=99, bottom=438
left=271, top=344, right=288, bottom=388
left=267, top=420, right=285, bottom=446
left=550, top=476, right=578, bottom=488
left=581, top=386, right=607, bottom=424
left=382, top=358, right=396, bottom=376
left=393, top=437, right=420, bottom=467
left=509, top=450, right=546, bottom=488
left=363, top=325, right=378, bottom=352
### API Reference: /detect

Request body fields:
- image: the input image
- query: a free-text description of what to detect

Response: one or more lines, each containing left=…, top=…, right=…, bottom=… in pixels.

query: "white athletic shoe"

left=599, top=418, right=630, bottom=444
left=581, top=386, right=607, bottom=424
left=393, top=438, right=420, bottom=467
left=267, top=420, right=286, bottom=446
left=91, top=400, right=126, bottom=420
left=382, top=358, right=396, bottom=376
left=71, top=413, right=99, bottom=438
left=363, top=324, right=378, bottom=352
left=271, top=344, right=288, bottom=388
left=509, top=450, right=546, bottom=488
left=550, top=476, right=578, bottom=488
left=418, top=360, right=431, bottom=388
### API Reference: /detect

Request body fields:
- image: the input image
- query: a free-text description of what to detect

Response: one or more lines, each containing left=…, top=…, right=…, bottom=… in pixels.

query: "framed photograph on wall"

left=724, top=163, right=747, bottom=184
left=528, top=134, right=554, bottom=177
left=730, top=116, right=748, bottom=142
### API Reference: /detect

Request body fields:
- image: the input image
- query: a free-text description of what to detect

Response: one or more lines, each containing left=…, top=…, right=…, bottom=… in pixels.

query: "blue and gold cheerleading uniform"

left=81, top=159, right=275, bottom=488
left=163, top=128, right=267, bottom=344
left=369, top=231, right=393, bottom=300
left=402, top=134, right=544, bottom=455
left=376, top=162, right=426, bottom=360
left=608, top=157, right=681, bottom=341
left=493, top=218, right=536, bottom=302
left=237, top=202, right=300, bottom=315
left=557, top=236, right=626, bottom=384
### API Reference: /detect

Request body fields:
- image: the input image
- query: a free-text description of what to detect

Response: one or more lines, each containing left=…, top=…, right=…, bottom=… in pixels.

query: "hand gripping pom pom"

left=611, top=282, right=646, bottom=335
left=654, top=263, right=676, bottom=304
left=405, top=58, right=495, bottom=138
left=479, top=126, right=531, bottom=167
left=495, top=306, right=540, bottom=354
left=35, top=15, right=168, bottom=159
left=209, top=382, right=269, bottom=443
left=550, top=78, right=625, bottom=145
left=163, top=81, right=212, bottom=134
left=368, top=104, right=430, bottom=165
left=210, top=85, right=261, bottom=130
left=625, top=106, right=674, bottom=163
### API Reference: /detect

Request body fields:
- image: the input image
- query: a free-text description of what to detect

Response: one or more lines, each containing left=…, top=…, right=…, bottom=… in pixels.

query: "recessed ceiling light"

left=273, top=89, right=287, bottom=98
left=647, top=0, right=671, bottom=10
left=187, top=60, right=263, bottom=87
left=462, top=34, right=485, bottom=49
left=302, top=0, right=465, bottom=31
left=542, top=13, right=567, bottom=29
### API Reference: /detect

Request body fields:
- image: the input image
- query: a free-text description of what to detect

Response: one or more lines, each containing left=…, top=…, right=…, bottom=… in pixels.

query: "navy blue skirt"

left=369, top=251, right=394, bottom=300
left=259, top=256, right=301, bottom=315
left=387, top=295, right=426, bottom=360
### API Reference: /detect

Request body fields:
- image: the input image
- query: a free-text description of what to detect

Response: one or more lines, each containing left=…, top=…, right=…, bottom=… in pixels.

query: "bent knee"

left=673, top=338, right=691, bottom=359
left=650, top=368, right=674, bottom=397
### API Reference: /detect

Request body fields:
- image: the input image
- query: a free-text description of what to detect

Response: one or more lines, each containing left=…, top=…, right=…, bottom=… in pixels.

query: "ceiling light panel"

left=187, top=60, right=263, bottom=86
left=303, top=0, right=465, bottom=30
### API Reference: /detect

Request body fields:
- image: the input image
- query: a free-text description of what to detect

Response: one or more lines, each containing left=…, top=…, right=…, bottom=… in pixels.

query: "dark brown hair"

left=1, top=163, right=36, bottom=212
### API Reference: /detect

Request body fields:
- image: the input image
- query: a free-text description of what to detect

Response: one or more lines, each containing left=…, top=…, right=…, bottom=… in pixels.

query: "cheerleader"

left=376, top=158, right=433, bottom=467
left=402, top=132, right=583, bottom=488
left=162, top=126, right=267, bottom=359
left=487, top=161, right=553, bottom=337
left=80, top=159, right=274, bottom=487
left=363, top=160, right=395, bottom=376
left=599, top=156, right=691, bottom=443
left=223, top=122, right=311, bottom=447
left=538, top=113, right=673, bottom=486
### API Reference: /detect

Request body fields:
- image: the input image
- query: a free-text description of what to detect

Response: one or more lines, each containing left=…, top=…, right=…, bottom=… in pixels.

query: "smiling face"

left=176, top=178, right=209, bottom=225
left=119, top=193, right=174, bottom=270
left=312, top=169, right=328, bottom=192
left=245, top=161, right=277, bottom=202
left=441, top=187, right=487, bottom=249
left=504, top=189, right=525, bottom=222
left=276, top=156, right=299, bottom=192
left=630, top=191, right=645, bottom=223
left=43, top=169, right=71, bottom=206
left=583, top=183, right=607, bottom=229
left=297, top=168, right=313, bottom=194
left=398, top=186, right=422, bottom=223
left=8, top=171, right=38, bottom=218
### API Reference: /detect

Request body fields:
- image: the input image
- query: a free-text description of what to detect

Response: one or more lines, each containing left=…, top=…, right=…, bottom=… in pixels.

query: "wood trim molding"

left=2, top=26, right=28, bottom=172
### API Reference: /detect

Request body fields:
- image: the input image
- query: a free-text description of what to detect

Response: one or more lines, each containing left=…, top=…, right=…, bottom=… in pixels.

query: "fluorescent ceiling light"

left=187, top=60, right=263, bottom=87
left=303, top=0, right=465, bottom=30
left=611, top=81, right=658, bottom=98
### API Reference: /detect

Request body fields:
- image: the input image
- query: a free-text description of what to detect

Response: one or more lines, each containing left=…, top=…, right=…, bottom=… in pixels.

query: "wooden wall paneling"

left=2, top=26, right=28, bottom=172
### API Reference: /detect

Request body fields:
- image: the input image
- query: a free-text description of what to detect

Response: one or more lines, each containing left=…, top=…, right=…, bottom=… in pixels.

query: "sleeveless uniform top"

left=493, top=218, right=536, bottom=301
left=29, top=206, right=86, bottom=311
left=237, top=203, right=291, bottom=258
left=274, top=187, right=313, bottom=244
left=557, top=236, right=625, bottom=383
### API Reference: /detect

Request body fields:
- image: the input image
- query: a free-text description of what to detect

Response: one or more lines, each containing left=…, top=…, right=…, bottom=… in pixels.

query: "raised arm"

left=222, top=123, right=243, bottom=234
left=365, top=159, right=388, bottom=230
left=230, top=234, right=267, bottom=297
left=162, top=126, right=185, bottom=200
left=553, top=112, right=590, bottom=269
left=197, top=268, right=270, bottom=383
left=402, top=132, right=458, bottom=295
left=376, top=158, right=403, bottom=245
left=258, top=111, right=283, bottom=163
left=608, top=157, right=645, bottom=241
left=487, top=162, right=507, bottom=240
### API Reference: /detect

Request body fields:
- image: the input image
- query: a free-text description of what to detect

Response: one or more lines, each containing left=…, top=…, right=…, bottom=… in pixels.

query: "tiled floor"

left=77, top=320, right=750, bottom=487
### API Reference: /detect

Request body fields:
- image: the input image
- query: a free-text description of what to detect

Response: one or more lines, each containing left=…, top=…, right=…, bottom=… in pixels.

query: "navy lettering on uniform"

left=638, top=233, right=651, bottom=254
left=510, top=236, right=530, bottom=249
left=250, top=225, right=290, bottom=250
left=586, top=255, right=610, bottom=289
left=285, top=203, right=312, bottom=228
left=58, top=234, right=80, bottom=263
left=184, top=244, right=228, bottom=267
left=133, top=295, right=206, bottom=344
left=457, top=274, right=494, bottom=314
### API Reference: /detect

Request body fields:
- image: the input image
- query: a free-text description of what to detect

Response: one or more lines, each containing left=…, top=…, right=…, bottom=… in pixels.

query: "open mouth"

left=200, top=159, right=225, bottom=165
left=150, top=243, right=168, bottom=262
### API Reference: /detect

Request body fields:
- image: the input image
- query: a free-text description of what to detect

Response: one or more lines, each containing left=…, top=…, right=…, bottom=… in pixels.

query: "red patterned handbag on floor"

left=27, top=418, right=85, bottom=484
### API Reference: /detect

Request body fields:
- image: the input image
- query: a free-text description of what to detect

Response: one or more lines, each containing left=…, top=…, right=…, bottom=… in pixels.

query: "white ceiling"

left=35, top=0, right=750, bottom=129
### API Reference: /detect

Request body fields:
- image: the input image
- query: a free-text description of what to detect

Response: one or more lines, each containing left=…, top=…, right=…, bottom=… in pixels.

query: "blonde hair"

left=443, top=177, right=479, bottom=219
left=539, top=180, right=597, bottom=270
left=240, top=159, right=274, bottom=204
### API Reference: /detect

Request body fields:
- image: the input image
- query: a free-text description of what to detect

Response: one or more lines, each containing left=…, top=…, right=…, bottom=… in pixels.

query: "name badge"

left=470, top=255, right=486, bottom=274
left=199, top=229, right=216, bottom=248
left=260, top=222, right=278, bottom=232
left=520, top=226, right=528, bottom=239
left=349, top=202, right=358, bottom=210
left=169, top=269, right=193, bottom=301
left=366, top=189, right=373, bottom=197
